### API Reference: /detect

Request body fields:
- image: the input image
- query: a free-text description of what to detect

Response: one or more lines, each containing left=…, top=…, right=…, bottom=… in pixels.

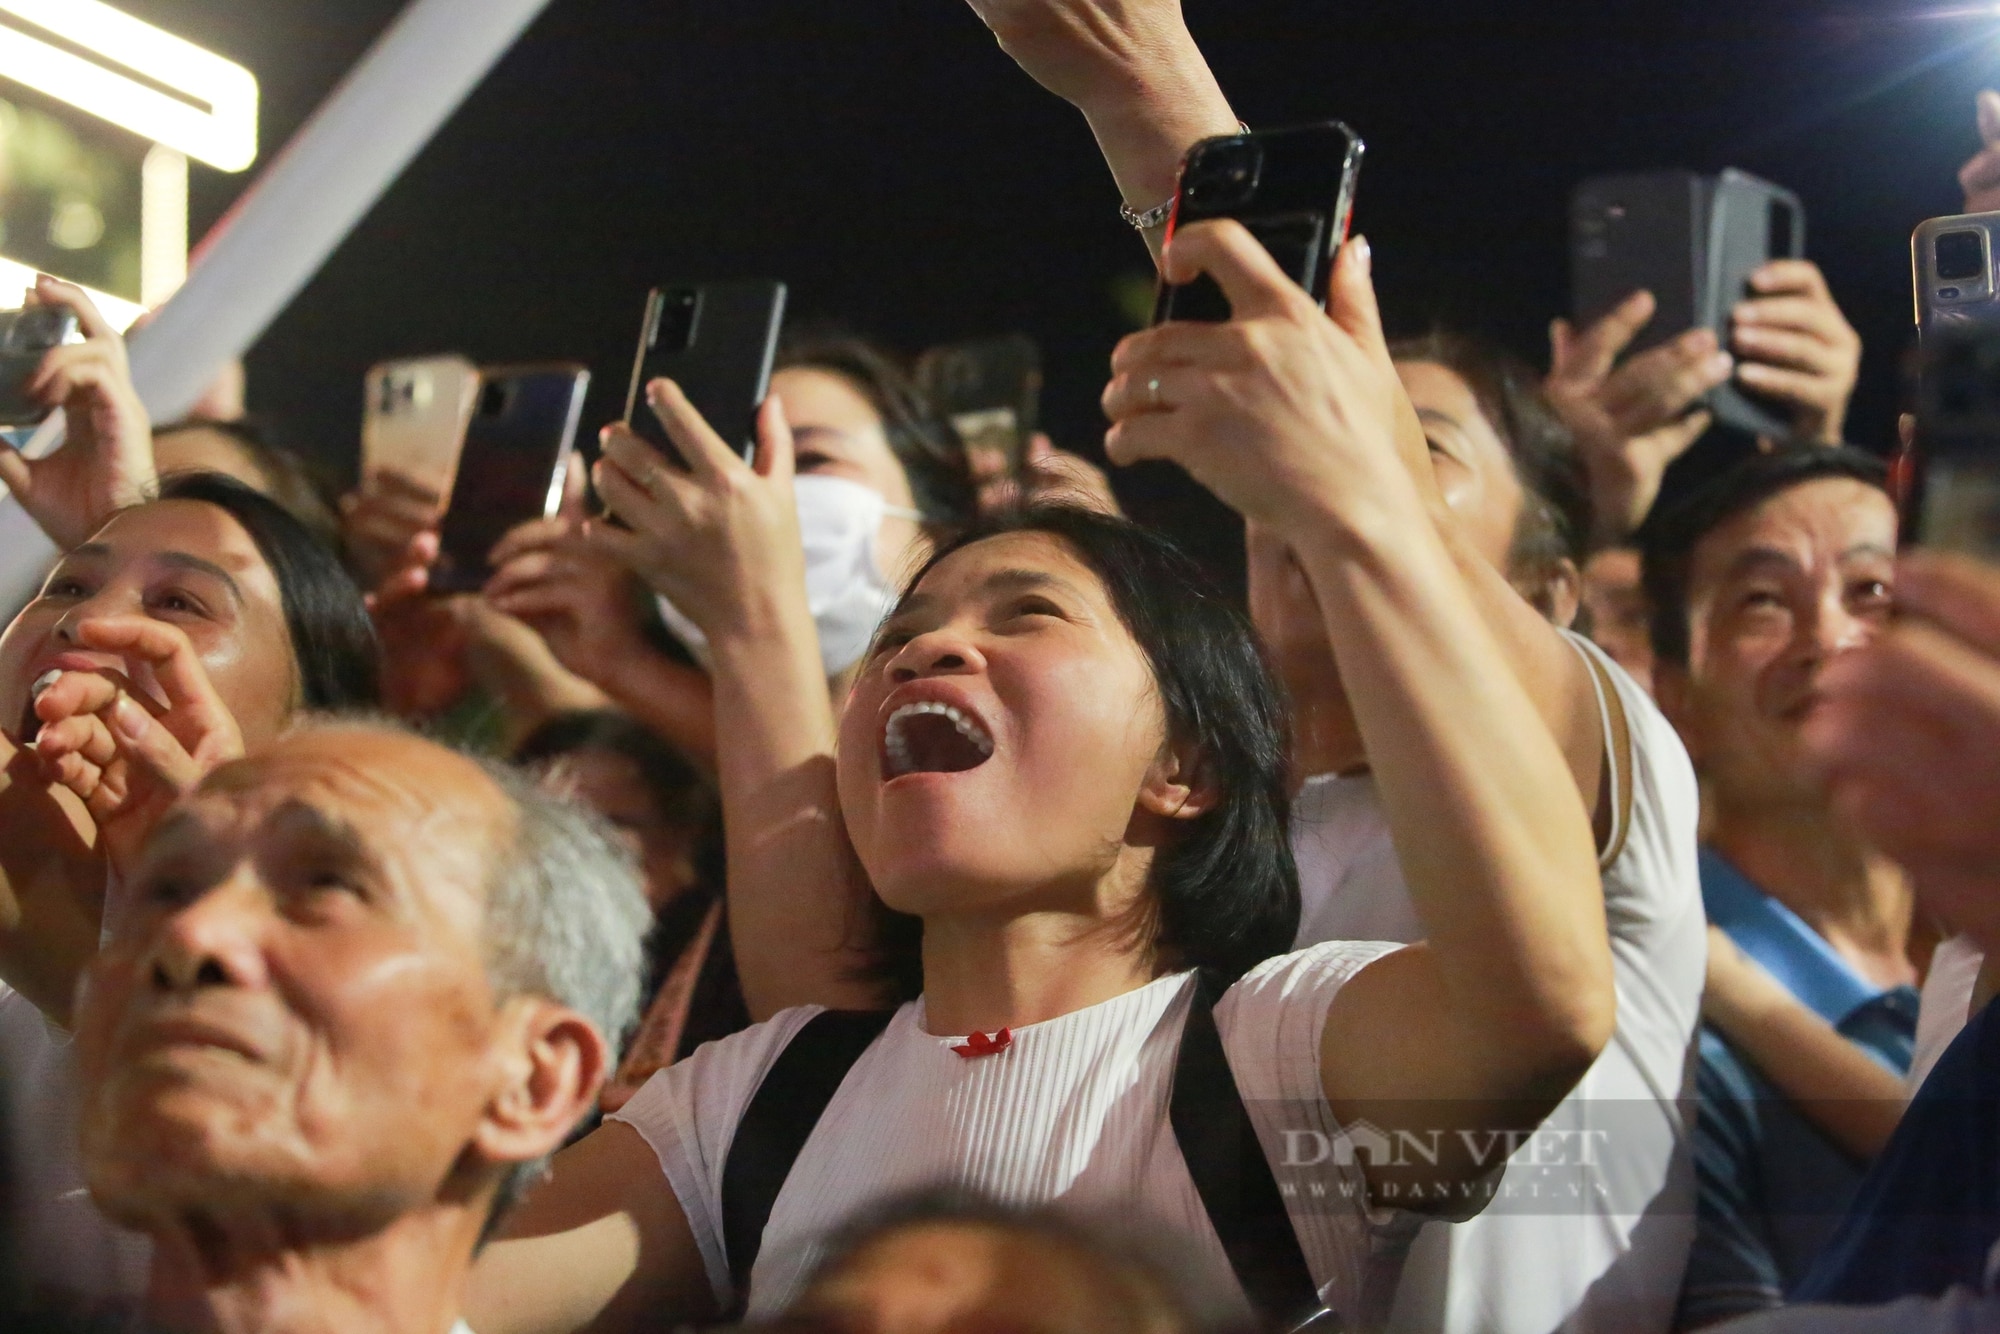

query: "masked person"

left=67, top=720, right=648, bottom=1334
left=481, top=333, right=976, bottom=781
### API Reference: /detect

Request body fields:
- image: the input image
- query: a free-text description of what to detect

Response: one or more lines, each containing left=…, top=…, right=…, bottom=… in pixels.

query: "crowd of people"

left=2, top=2, right=1998, bottom=1332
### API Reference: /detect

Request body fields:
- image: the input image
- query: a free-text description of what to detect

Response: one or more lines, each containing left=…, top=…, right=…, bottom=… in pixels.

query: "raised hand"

left=363, top=529, right=473, bottom=721
left=1959, top=89, right=2000, bottom=214
left=29, top=616, right=243, bottom=877
left=339, top=465, right=445, bottom=589
left=1729, top=259, right=1861, bottom=446
left=0, top=276, right=154, bottom=550
left=584, top=383, right=809, bottom=648
left=1546, top=291, right=1732, bottom=544
left=486, top=459, right=656, bottom=683
left=1102, top=223, right=1421, bottom=544
left=1804, top=550, right=2000, bottom=954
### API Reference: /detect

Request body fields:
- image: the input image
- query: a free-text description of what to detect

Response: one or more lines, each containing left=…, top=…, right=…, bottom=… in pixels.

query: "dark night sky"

left=106, top=0, right=2000, bottom=570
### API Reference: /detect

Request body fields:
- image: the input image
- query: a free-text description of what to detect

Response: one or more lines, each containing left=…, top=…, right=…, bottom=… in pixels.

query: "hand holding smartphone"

left=1911, top=212, right=2000, bottom=559
left=625, top=281, right=787, bottom=464
left=0, top=306, right=82, bottom=426
left=428, top=365, right=589, bottom=595
left=1153, top=122, right=1365, bottom=325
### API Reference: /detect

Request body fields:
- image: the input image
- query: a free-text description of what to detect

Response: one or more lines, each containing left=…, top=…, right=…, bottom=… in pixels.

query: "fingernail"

left=112, top=695, right=145, bottom=740
left=1709, top=352, right=1735, bottom=376
left=1350, top=234, right=1372, bottom=275
left=30, top=669, right=60, bottom=702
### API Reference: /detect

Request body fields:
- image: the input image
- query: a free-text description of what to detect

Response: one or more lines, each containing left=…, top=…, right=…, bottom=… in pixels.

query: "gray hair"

left=285, top=716, right=651, bottom=1213
left=466, top=753, right=651, bottom=1212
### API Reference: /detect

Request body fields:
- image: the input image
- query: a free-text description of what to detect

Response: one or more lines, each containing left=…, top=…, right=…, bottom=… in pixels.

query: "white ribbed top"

left=611, top=938, right=1406, bottom=1322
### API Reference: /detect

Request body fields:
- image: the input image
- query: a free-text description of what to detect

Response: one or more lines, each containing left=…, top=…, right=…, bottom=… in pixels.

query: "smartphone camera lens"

left=1936, top=230, right=1986, bottom=282
left=650, top=288, right=701, bottom=352
left=1185, top=139, right=1264, bottom=210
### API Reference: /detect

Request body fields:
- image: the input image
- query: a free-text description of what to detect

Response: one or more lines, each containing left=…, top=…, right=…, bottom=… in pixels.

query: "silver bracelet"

left=1120, top=122, right=1251, bottom=232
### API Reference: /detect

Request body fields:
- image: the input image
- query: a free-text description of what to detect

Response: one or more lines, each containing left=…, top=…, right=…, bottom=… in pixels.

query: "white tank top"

left=1290, top=632, right=1706, bottom=1334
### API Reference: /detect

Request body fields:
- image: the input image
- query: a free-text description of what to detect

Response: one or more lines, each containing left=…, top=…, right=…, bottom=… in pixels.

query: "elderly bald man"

left=66, top=720, right=649, bottom=1334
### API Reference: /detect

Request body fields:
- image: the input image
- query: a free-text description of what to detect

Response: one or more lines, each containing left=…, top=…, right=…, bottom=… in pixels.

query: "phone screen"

left=430, top=369, right=587, bottom=594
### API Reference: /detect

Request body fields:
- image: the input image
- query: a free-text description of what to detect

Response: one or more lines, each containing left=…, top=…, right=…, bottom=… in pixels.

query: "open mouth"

left=882, top=701, right=994, bottom=779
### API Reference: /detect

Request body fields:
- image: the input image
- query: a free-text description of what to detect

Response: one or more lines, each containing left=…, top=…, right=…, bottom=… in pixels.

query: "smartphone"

left=429, top=364, right=590, bottom=595
left=1152, top=122, right=1365, bottom=324
left=624, top=281, right=787, bottom=462
left=1570, top=170, right=1711, bottom=361
left=0, top=306, right=81, bottom=426
left=1910, top=213, right=2000, bottom=558
left=360, top=355, right=480, bottom=497
left=916, top=335, right=1042, bottom=475
left=1704, top=169, right=1806, bottom=437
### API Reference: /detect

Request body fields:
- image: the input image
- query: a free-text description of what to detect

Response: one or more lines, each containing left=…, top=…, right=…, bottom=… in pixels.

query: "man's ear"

left=474, top=1000, right=609, bottom=1170
left=1136, top=742, right=1218, bottom=822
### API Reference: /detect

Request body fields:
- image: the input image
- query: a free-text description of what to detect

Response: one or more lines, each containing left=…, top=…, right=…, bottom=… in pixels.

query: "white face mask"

left=657, top=473, right=923, bottom=677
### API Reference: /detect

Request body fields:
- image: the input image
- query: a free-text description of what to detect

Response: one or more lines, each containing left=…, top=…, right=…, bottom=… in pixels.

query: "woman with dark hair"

left=0, top=292, right=380, bottom=1309
left=439, top=330, right=979, bottom=771
left=467, top=232, right=1613, bottom=1331
left=513, top=710, right=748, bottom=1105
left=951, top=9, right=1706, bottom=1329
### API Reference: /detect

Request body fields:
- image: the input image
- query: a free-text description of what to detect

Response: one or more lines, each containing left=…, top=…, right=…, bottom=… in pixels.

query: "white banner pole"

left=123, top=0, right=558, bottom=424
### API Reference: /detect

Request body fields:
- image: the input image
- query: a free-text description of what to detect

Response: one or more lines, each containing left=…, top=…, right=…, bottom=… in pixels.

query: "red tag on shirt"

left=950, top=1027, right=1013, bottom=1059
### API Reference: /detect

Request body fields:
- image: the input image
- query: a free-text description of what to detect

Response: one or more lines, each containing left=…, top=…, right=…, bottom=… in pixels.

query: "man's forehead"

left=1695, top=479, right=1897, bottom=577
left=197, top=728, right=510, bottom=845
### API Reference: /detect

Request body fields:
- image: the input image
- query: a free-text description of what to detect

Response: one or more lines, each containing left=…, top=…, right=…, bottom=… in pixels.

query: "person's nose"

left=144, top=874, right=271, bottom=995
left=887, top=625, right=987, bottom=684
left=51, top=586, right=133, bottom=646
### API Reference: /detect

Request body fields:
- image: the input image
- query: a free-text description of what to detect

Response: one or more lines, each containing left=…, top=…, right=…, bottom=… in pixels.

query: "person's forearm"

left=1300, top=494, right=1613, bottom=1103
left=593, top=650, right=719, bottom=776
left=1072, top=40, right=1238, bottom=261
left=705, top=593, right=885, bottom=1019
left=1707, top=980, right=1906, bottom=1161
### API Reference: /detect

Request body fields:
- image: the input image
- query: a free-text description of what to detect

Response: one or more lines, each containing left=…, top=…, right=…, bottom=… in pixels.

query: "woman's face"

left=537, top=748, right=701, bottom=914
left=770, top=366, right=925, bottom=584
left=836, top=531, right=1170, bottom=918
left=1396, top=360, right=1526, bottom=572
left=0, top=501, right=297, bottom=747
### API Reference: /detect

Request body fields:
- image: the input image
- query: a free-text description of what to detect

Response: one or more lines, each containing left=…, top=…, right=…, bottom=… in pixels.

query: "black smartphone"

left=916, top=335, right=1043, bottom=475
left=624, top=280, right=787, bottom=462
left=1152, top=122, right=1365, bottom=324
left=1705, top=169, right=1806, bottom=437
left=1570, top=170, right=1711, bottom=361
left=429, top=364, right=590, bottom=595
left=0, top=306, right=81, bottom=426
left=1910, top=213, right=2000, bottom=559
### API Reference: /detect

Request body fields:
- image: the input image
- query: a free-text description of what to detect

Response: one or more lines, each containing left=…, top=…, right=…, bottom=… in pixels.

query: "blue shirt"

left=1676, top=850, right=1919, bottom=1328
left=1792, top=991, right=2000, bottom=1304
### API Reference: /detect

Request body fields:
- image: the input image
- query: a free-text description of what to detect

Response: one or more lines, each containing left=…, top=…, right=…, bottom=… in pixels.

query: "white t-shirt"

left=1290, top=633, right=1705, bottom=1334
left=611, top=941, right=1416, bottom=1324
left=0, top=982, right=152, bottom=1304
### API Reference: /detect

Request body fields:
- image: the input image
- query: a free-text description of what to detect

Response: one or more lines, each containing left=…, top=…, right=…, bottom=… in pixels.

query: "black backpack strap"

left=1171, top=970, right=1324, bottom=1327
left=720, top=1008, right=894, bottom=1313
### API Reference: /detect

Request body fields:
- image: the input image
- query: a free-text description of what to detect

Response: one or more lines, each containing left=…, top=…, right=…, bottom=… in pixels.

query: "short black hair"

left=153, top=472, right=380, bottom=711
left=867, top=505, right=1298, bottom=997
left=1640, top=445, right=1891, bottom=668
left=777, top=329, right=977, bottom=528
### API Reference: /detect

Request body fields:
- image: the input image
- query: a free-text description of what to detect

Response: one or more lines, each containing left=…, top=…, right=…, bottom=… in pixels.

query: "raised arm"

left=964, top=0, right=1240, bottom=262
left=583, top=386, right=883, bottom=1018
left=1104, top=222, right=1614, bottom=1201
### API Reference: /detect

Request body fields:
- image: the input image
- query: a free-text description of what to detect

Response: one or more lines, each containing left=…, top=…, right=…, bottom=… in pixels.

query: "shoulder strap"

left=720, top=1008, right=894, bottom=1312
left=1572, top=636, right=1636, bottom=870
left=1171, top=971, right=1322, bottom=1326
